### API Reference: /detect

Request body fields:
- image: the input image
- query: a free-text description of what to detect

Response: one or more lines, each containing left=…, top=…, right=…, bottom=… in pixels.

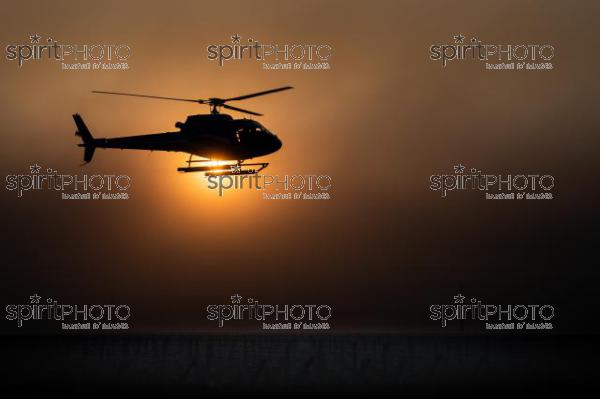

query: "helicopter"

left=72, top=86, right=292, bottom=175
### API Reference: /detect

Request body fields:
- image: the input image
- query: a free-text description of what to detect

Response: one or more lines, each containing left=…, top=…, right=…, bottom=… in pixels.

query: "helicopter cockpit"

left=234, top=120, right=270, bottom=143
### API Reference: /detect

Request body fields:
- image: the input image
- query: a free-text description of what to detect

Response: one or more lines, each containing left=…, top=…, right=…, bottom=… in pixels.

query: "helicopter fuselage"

left=78, top=113, right=282, bottom=162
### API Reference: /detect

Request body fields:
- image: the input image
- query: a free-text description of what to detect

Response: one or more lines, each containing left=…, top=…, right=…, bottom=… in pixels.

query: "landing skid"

left=177, top=157, right=269, bottom=176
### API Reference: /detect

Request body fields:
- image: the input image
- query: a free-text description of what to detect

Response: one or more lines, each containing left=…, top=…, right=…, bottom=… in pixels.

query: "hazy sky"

left=1, top=0, right=599, bottom=332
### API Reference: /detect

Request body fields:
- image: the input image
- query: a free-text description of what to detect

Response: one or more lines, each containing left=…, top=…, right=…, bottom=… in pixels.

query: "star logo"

left=453, top=294, right=465, bottom=304
left=29, top=294, right=41, bottom=304
left=230, top=164, right=241, bottom=174
left=29, top=34, right=41, bottom=44
left=231, top=34, right=241, bottom=44
left=453, top=34, right=465, bottom=44
left=453, top=164, right=466, bottom=173
left=230, top=294, right=242, bottom=304
left=30, top=164, right=42, bottom=174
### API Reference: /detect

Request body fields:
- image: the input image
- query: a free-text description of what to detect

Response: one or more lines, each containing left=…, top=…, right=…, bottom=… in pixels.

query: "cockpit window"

left=236, top=126, right=255, bottom=143
left=235, top=122, right=266, bottom=142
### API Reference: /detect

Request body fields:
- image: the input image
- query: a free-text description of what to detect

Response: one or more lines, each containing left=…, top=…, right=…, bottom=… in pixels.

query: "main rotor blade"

left=92, top=91, right=205, bottom=103
left=222, top=104, right=263, bottom=116
left=224, top=86, right=293, bottom=102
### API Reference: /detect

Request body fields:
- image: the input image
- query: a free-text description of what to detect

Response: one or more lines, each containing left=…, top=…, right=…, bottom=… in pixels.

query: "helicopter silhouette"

left=73, top=86, right=292, bottom=175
